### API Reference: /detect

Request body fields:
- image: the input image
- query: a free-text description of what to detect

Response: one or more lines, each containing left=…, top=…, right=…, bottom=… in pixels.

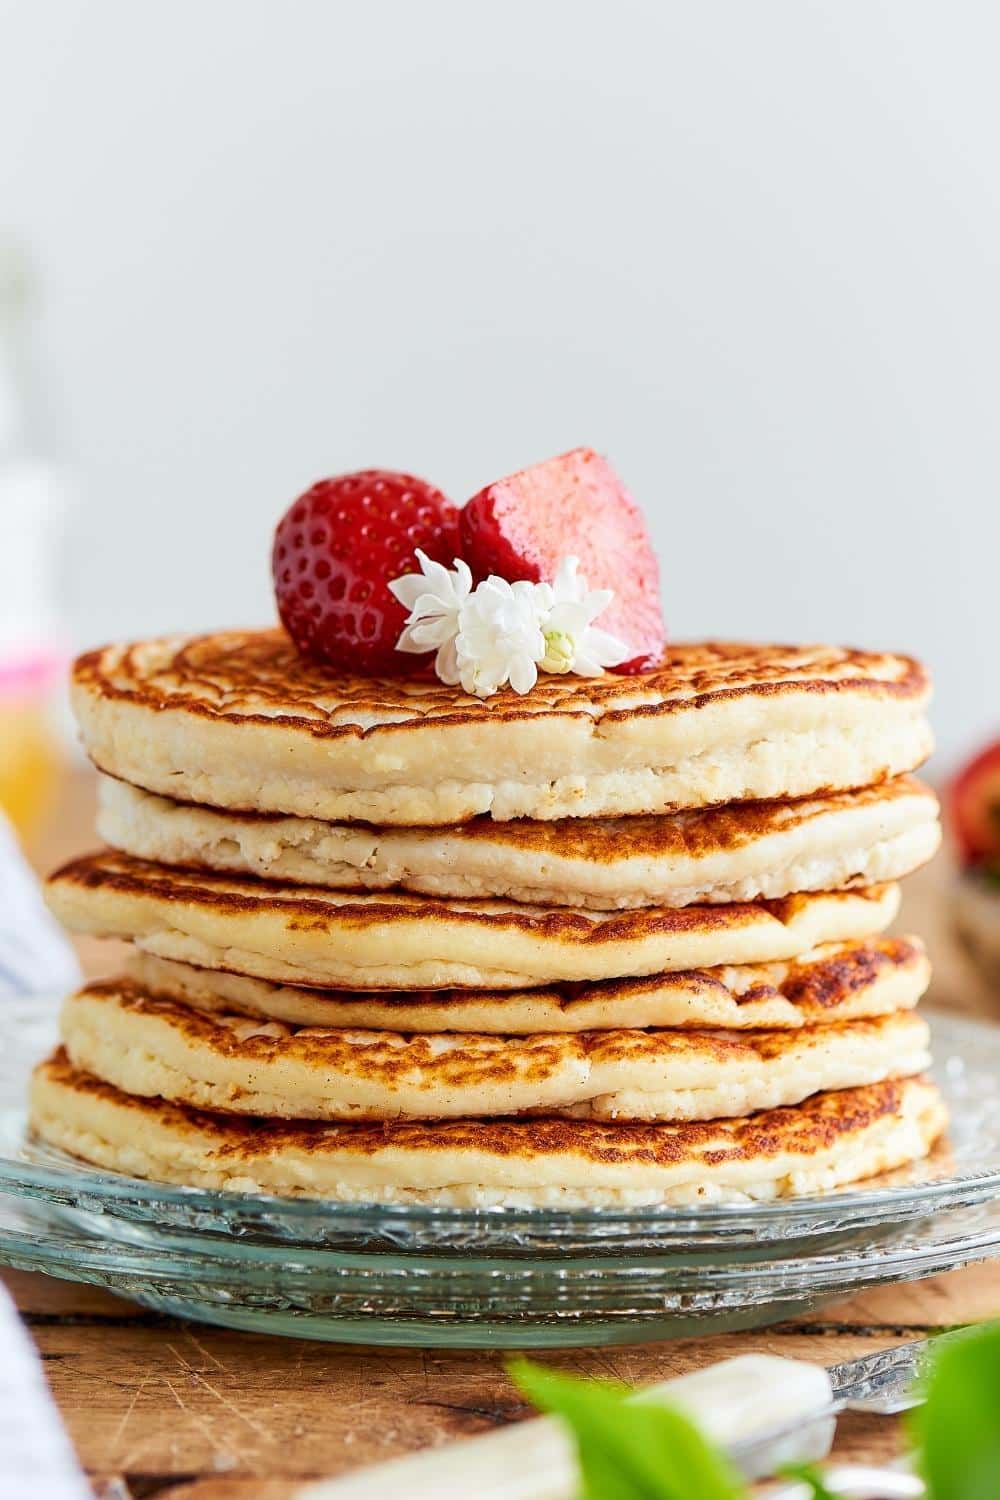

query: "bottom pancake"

left=30, top=1051, right=947, bottom=1207
left=59, top=980, right=932, bottom=1122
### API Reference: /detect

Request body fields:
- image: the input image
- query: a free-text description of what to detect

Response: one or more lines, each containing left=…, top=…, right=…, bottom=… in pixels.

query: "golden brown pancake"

left=98, top=774, right=941, bottom=910
left=59, top=980, right=932, bottom=1123
left=128, top=938, right=931, bottom=1033
left=46, top=850, right=903, bottom=989
left=29, top=1051, right=947, bottom=1207
left=73, top=632, right=933, bottom=824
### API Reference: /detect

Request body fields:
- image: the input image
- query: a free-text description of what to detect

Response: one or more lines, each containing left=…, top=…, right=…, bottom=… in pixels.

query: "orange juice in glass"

left=0, top=653, right=63, bottom=837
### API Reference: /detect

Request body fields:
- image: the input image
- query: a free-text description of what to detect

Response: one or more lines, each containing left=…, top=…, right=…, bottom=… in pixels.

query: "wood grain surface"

left=9, top=768, right=1000, bottom=1499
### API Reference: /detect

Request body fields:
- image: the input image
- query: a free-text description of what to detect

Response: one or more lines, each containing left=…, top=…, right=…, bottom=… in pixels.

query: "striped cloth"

left=0, top=812, right=79, bottom=997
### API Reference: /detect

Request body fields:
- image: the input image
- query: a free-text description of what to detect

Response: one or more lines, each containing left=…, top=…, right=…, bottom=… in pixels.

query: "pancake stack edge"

left=32, top=632, right=947, bottom=1208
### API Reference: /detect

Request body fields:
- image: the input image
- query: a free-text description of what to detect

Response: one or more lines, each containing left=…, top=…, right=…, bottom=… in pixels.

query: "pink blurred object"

left=0, top=648, right=66, bottom=696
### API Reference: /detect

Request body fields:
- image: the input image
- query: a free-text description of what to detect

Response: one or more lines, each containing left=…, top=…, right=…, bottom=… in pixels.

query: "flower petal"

left=508, top=654, right=539, bottom=695
left=404, top=592, right=455, bottom=622
left=451, top=557, right=474, bottom=599
left=407, top=617, right=456, bottom=649
left=570, top=653, right=602, bottom=676
left=435, top=636, right=462, bottom=685
left=551, top=556, right=583, bottom=603
left=582, top=626, right=630, bottom=666
left=395, top=625, right=433, bottom=655
left=581, top=587, right=615, bottom=621
left=387, top=572, right=429, bottom=610
left=412, top=549, right=455, bottom=596
left=546, top=601, right=589, bottom=636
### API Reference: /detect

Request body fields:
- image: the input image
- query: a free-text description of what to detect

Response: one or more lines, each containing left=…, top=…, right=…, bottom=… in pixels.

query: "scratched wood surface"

left=9, top=768, right=1000, bottom=1499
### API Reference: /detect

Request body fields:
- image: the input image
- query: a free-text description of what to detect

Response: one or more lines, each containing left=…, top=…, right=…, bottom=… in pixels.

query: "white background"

left=2, top=0, right=997, bottom=768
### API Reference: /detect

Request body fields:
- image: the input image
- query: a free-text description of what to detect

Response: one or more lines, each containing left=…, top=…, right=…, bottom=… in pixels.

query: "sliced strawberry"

left=460, top=448, right=665, bottom=671
left=951, top=739, right=1000, bottom=865
left=272, top=470, right=459, bottom=675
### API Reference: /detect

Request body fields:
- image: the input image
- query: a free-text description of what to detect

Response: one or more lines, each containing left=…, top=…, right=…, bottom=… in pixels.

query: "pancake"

left=73, top=632, right=933, bottom=825
left=97, top=774, right=941, bottom=911
left=29, top=1052, right=947, bottom=1206
left=60, top=981, right=932, bottom=1123
left=46, top=852, right=902, bottom=989
left=128, top=938, right=931, bottom=1033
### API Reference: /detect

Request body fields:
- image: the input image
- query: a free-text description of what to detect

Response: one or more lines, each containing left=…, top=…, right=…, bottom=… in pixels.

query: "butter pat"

left=295, top=1354, right=834, bottom=1500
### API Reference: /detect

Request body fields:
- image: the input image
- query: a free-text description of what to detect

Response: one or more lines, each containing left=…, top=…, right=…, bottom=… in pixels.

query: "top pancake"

left=73, top=631, right=933, bottom=824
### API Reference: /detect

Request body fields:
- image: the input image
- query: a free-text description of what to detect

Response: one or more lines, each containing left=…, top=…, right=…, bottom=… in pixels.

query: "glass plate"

left=3, top=1192, right=1000, bottom=1347
left=2, top=999, right=1000, bottom=1344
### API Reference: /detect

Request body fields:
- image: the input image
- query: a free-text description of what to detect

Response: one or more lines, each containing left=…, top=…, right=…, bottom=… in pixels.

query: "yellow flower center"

left=540, top=629, right=575, bottom=674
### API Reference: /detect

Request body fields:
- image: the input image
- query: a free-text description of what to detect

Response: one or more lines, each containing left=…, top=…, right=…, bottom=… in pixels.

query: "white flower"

left=390, top=549, right=473, bottom=686
left=454, top=576, right=546, bottom=698
left=388, top=551, right=631, bottom=697
left=535, top=557, right=629, bottom=676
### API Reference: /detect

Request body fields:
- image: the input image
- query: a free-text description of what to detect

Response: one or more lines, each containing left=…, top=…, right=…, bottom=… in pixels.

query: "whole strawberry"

left=460, top=447, right=665, bottom=672
left=273, top=470, right=460, bottom=674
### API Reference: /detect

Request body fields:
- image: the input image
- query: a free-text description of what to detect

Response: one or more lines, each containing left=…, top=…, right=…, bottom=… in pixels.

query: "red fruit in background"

left=273, top=470, right=459, bottom=674
left=951, top=739, right=1000, bottom=866
left=460, top=448, right=665, bottom=672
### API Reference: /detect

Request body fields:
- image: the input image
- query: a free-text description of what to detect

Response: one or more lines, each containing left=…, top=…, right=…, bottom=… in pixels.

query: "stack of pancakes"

left=31, top=631, right=947, bottom=1208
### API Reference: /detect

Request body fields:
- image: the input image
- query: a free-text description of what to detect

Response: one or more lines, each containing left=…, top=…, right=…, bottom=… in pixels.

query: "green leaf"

left=509, top=1358, right=746, bottom=1500
left=908, top=1321, right=1000, bottom=1500
left=778, top=1461, right=839, bottom=1500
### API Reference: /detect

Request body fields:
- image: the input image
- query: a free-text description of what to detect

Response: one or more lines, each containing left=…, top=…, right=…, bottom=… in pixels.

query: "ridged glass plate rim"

left=3, top=1001, right=999, bottom=1249
left=3, top=1194, right=1000, bottom=1304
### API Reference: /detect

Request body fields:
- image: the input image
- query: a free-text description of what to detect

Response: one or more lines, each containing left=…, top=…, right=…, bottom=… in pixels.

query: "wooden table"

left=8, top=770, right=1000, bottom=1499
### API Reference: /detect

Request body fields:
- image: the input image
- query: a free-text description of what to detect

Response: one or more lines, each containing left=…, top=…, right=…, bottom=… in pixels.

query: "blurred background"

left=1, top=0, right=998, bottom=846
